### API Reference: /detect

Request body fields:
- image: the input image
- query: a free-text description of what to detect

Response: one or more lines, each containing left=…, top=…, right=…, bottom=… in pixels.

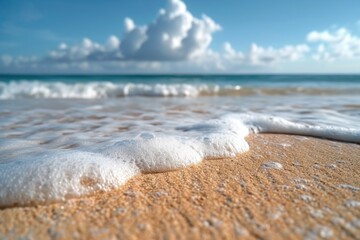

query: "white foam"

left=299, top=195, right=314, bottom=202
left=2, top=80, right=358, bottom=99
left=338, top=184, right=360, bottom=191
left=176, top=116, right=250, bottom=158
left=261, top=161, right=283, bottom=170
left=305, top=226, right=333, bottom=239
left=233, top=113, right=360, bottom=144
left=99, top=134, right=203, bottom=173
left=0, top=116, right=251, bottom=206
left=0, top=81, right=222, bottom=99
left=0, top=151, right=138, bottom=207
left=0, top=111, right=359, bottom=207
left=343, top=200, right=360, bottom=207
left=295, top=184, right=307, bottom=190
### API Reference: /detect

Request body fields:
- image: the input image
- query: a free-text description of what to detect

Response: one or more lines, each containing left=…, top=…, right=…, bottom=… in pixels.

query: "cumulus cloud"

left=311, top=44, right=334, bottom=62
left=6, top=0, right=359, bottom=73
left=195, top=41, right=310, bottom=72
left=247, top=43, right=309, bottom=66
left=45, top=36, right=122, bottom=63
left=120, top=0, right=221, bottom=61
left=44, top=0, right=220, bottom=63
left=307, top=27, right=360, bottom=60
left=222, top=42, right=244, bottom=61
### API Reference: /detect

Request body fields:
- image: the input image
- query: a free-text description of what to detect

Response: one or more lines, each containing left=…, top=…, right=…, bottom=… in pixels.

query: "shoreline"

left=1, top=134, right=359, bottom=239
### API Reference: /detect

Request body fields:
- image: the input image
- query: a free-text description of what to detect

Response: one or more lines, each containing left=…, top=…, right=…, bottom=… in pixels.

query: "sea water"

left=0, top=74, right=359, bottom=207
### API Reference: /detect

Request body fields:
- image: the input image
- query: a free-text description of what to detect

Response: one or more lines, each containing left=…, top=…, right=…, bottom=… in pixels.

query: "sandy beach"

left=1, top=0, right=360, bottom=239
left=0, top=134, right=359, bottom=239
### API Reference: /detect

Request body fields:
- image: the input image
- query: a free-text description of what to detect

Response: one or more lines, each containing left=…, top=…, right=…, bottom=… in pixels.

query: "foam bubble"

left=299, top=195, right=314, bottom=202
left=343, top=200, right=360, bottom=207
left=261, top=161, right=283, bottom=170
left=338, top=184, right=360, bottom=191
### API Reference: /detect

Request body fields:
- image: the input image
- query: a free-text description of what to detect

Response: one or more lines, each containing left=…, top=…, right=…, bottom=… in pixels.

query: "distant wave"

left=1, top=81, right=359, bottom=99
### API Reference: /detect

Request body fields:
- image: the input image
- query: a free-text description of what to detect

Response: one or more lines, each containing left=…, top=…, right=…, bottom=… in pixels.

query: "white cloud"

left=124, top=18, right=135, bottom=32
left=45, top=36, right=122, bottom=62
left=42, top=0, right=220, bottom=63
left=1, top=54, right=39, bottom=70
left=106, top=36, right=120, bottom=50
left=312, top=44, right=334, bottom=62
left=222, top=42, right=244, bottom=60
left=188, top=42, right=310, bottom=72
left=307, top=27, right=360, bottom=60
left=120, top=0, right=221, bottom=61
left=5, top=0, right=360, bottom=73
left=247, top=43, right=309, bottom=66
left=307, top=30, right=338, bottom=42
left=58, top=43, right=67, bottom=50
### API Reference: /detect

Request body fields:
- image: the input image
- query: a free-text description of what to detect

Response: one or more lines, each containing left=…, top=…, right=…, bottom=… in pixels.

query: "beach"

left=0, top=74, right=360, bottom=239
left=1, top=134, right=359, bottom=239
left=1, top=0, right=360, bottom=238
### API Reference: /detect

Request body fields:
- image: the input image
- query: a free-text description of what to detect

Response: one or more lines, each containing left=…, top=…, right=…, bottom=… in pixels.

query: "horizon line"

left=1, top=73, right=360, bottom=77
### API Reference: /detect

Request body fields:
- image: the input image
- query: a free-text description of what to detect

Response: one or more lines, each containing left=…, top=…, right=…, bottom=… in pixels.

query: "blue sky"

left=1, top=0, right=360, bottom=73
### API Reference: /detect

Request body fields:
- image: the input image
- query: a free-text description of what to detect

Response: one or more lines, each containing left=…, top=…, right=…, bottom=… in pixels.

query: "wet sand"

left=0, top=134, right=359, bottom=239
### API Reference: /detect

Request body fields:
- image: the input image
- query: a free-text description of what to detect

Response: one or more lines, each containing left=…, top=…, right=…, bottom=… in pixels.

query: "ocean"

left=0, top=74, right=359, bottom=207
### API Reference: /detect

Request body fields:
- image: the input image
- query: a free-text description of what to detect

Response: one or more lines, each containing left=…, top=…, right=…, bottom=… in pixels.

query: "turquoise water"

left=1, top=74, right=360, bottom=85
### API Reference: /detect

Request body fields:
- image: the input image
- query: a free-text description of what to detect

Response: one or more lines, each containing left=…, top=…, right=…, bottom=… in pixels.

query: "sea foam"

left=1, top=80, right=359, bottom=99
left=0, top=115, right=250, bottom=206
left=0, top=151, right=138, bottom=206
left=0, top=81, right=220, bottom=99
left=0, top=113, right=359, bottom=207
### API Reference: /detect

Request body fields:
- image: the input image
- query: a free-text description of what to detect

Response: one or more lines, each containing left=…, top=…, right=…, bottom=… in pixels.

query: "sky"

left=0, top=0, right=360, bottom=74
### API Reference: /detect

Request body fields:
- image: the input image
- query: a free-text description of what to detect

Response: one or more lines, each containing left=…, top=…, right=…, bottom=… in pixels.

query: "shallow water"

left=0, top=75, right=359, bottom=206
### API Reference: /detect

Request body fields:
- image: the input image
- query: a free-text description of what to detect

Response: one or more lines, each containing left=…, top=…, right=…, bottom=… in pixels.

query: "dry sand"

left=0, top=134, right=359, bottom=239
